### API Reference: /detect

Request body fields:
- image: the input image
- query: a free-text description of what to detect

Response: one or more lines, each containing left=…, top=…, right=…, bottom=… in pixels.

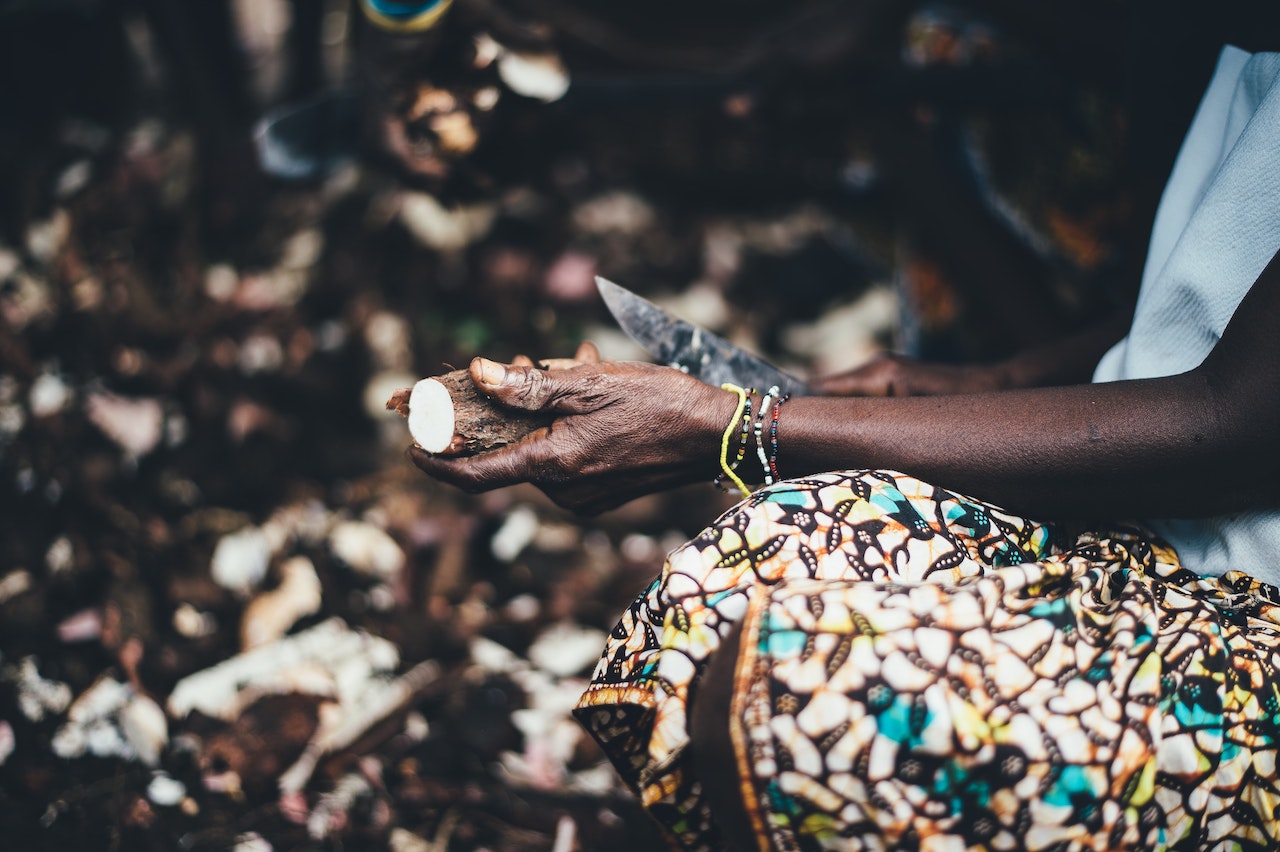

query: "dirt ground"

left=0, top=2, right=1164, bottom=850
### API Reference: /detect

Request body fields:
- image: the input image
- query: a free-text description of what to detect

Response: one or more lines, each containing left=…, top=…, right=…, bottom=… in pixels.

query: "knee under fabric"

left=576, top=471, right=1280, bottom=849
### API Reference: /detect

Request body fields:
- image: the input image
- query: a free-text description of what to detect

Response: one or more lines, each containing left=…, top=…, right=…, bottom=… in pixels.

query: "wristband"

left=716, top=384, right=753, bottom=498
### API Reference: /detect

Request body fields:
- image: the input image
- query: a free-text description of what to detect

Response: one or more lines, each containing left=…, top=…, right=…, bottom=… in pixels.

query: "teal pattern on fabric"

left=764, top=628, right=806, bottom=660
left=762, top=487, right=813, bottom=508
left=575, top=470, right=1280, bottom=851
left=1043, top=765, right=1098, bottom=808
left=876, top=694, right=929, bottom=746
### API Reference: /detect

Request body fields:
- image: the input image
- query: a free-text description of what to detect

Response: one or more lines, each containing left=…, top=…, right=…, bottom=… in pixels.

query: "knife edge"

left=595, top=276, right=811, bottom=396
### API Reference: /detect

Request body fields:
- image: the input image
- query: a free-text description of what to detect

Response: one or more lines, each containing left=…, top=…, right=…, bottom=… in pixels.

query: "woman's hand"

left=407, top=345, right=738, bottom=513
left=811, top=354, right=1010, bottom=397
left=813, top=310, right=1134, bottom=398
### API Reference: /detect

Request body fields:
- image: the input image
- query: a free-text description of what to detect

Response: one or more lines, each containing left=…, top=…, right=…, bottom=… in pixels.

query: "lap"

left=574, top=470, right=1280, bottom=851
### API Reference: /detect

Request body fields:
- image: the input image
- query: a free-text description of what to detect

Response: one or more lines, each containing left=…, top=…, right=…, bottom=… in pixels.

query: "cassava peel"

left=386, top=369, right=549, bottom=455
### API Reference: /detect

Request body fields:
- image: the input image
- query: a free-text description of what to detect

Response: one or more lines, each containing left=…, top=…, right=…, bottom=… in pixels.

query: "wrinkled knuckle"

left=510, top=368, right=550, bottom=407
left=456, top=460, right=513, bottom=494
left=490, top=459, right=530, bottom=491
left=578, top=371, right=621, bottom=408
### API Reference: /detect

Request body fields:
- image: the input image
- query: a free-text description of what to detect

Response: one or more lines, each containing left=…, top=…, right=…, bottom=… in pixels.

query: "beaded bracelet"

left=754, top=385, right=779, bottom=485
left=736, top=390, right=754, bottom=467
left=766, top=393, right=790, bottom=484
left=716, top=384, right=755, bottom=498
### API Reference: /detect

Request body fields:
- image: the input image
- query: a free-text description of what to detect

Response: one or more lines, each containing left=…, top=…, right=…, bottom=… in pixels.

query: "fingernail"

left=478, top=358, right=505, bottom=385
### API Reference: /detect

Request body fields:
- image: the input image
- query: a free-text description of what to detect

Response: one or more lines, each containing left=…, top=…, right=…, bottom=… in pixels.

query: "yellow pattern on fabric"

left=574, top=470, right=1280, bottom=851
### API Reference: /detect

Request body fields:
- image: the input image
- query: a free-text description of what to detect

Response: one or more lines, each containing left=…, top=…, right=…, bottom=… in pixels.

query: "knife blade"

left=595, top=276, right=811, bottom=396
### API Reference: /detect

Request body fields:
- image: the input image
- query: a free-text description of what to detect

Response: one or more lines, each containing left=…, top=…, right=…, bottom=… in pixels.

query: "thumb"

left=470, top=357, right=603, bottom=414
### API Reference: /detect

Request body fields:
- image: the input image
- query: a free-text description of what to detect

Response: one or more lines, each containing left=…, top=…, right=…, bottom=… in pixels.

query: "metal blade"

left=595, top=276, right=811, bottom=396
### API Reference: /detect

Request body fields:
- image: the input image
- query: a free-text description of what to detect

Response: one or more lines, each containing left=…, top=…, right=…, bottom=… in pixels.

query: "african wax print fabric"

left=573, top=470, right=1280, bottom=851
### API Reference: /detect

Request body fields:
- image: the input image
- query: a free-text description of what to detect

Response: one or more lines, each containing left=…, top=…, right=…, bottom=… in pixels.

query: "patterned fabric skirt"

left=573, top=470, right=1280, bottom=851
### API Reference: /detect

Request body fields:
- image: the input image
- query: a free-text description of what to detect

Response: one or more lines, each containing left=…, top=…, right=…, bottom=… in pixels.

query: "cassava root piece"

left=386, top=369, right=550, bottom=455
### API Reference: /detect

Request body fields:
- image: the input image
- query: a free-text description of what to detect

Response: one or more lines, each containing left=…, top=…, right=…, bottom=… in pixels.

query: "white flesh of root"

left=406, top=378, right=455, bottom=453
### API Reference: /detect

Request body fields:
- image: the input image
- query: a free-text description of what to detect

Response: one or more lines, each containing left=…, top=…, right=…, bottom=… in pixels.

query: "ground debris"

left=0, top=2, right=1138, bottom=848
left=50, top=676, right=167, bottom=767
left=167, top=618, right=399, bottom=723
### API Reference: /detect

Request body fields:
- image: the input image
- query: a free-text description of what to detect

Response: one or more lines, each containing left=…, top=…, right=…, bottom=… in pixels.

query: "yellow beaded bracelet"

left=718, top=384, right=753, bottom=498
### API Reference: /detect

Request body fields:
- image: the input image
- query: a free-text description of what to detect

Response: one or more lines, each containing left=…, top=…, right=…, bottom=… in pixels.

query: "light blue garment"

left=1092, top=46, right=1280, bottom=582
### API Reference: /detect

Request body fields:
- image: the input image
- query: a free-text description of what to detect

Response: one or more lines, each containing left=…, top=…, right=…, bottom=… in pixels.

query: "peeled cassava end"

left=406, top=378, right=455, bottom=453
left=387, top=368, right=551, bottom=457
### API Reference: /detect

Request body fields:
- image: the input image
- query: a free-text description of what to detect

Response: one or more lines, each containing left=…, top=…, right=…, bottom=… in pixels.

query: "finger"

left=809, top=374, right=865, bottom=396
left=407, top=435, right=553, bottom=492
left=512, top=354, right=535, bottom=368
left=537, top=357, right=587, bottom=370
left=546, top=465, right=702, bottom=515
left=537, top=473, right=627, bottom=513
left=469, top=357, right=608, bottom=415
left=810, top=367, right=893, bottom=397
left=535, top=342, right=601, bottom=371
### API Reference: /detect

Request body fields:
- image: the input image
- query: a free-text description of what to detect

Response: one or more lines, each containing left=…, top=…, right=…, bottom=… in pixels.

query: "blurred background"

left=0, top=1, right=1274, bottom=849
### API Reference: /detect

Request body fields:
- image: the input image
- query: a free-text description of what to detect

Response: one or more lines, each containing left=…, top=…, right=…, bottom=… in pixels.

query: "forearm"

left=812, top=307, right=1132, bottom=398
left=779, top=247, right=1280, bottom=521
left=411, top=251, right=1279, bottom=520
left=775, top=370, right=1273, bottom=521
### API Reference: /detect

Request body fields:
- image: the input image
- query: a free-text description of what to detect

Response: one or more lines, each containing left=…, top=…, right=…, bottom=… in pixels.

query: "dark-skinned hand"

left=811, top=353, right=1011, bottom=397
left=408, top=342, right=737, bottom=514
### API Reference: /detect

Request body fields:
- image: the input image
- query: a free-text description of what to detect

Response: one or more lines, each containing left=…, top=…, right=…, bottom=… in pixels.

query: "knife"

left=595, top=276, right=811, bottom=396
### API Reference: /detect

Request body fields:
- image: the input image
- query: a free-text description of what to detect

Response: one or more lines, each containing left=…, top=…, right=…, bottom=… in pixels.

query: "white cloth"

left=1092, top=45, right=1280, bottom=581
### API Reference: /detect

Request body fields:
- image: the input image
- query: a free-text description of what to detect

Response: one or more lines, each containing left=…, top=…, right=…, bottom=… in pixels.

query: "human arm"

left=811, top=308, right=1132, bottom=397
left=410, top=246, right=1280, bottom=519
